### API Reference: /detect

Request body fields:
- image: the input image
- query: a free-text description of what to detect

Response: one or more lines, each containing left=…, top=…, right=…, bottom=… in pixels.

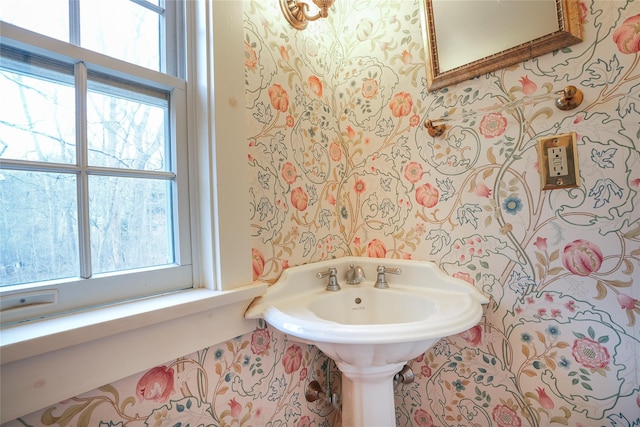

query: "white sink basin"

left=308, top=287, right=436, bottom=325
left=245, top=257, right=488, bottom=427
left=246, top=257, right=488, bottom=350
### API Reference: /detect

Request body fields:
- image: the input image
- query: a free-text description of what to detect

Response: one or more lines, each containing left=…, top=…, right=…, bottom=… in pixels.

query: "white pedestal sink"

left=245, top=257, right=488, bottom=427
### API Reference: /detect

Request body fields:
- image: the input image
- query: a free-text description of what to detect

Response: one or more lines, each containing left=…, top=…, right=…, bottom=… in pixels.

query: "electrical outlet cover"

left=537, top=132, right=580, bottom=190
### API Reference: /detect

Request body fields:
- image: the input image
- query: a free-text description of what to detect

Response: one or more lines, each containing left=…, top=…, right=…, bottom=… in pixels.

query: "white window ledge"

left=0, top=283, right=267, bottom=423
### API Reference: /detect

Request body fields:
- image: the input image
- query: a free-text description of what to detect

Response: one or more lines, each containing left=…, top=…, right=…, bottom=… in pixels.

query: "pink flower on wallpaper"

left=453, top=271, right=474, bottom=285
left=492, top=404, right=522, bottom=427
left=329, top=142, right=342, bottom=161
left=268, top=84, right=289, bottom=113
left=536, top=387, right=555, bottom=409
left=290, top=187, right=309, bottom=211
left=562, top=239, right=603, bottom=276
left=413, top=408, right=434, bottom=427
left=250, top=328, right=271, bottom=355
left=281, top=162, right=298, bottom=185
left=479, top=112, right=507, bottom=138
left=282, top=344, right=302, bottom=374
left=409, top=114, right=421, bottom=127
left=228, top=398, right=242, bottom=418
left=389, top=92, right=413, bottom=117
left=415, top=183, right=439, bottom=208
left=519, top=75, right=537, bottom=95
left=299, top=367, right=308, bottom=381
left=136, top=365, right=175, bottom=403
left=362, top=78, right=379, bottom=99
left=533, top=237, right=548, bottom=251
left=367, top=239, right=387, bottom=258
left=244, top=41, right=258, bottom=70
left=308, top=75, right=322, bottom=98
left=354, top=179, right=366, bottom=194
left=617, top=293, right=638, bottom=310
left=280, top=45, right=289, bottom=62
left=286, top=115, right=295, bottom=128
left=421, top=364, right=432, bottom=377
left=297, top=415, right=312, bottom=427
left=252, top=248, right=265, bottom=280
left=579, top=2, right=588, bottom=23
left=401, top=50, right=413, bottom=64
left=459, top=325, right=482, bottom=346
left=404, top=161, right=424, bottom=183
left=474, top=182, right=492, bottom=198
left=572, top=337, right=610, bottom=369
left=613, top=13, right=640, bottom=54
left=346, top=125, right=356, bottom=139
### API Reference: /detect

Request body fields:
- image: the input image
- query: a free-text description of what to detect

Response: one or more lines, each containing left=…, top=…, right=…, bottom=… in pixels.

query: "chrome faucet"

left=317, top=267, right=341, bottom=291
left=374, top=265, right=402, bottom=289
left=346, top=264, right=366, bottom=285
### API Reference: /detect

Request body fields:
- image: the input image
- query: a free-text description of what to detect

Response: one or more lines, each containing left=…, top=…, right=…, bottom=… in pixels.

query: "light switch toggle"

left=538, top=132, right=580, bottom=190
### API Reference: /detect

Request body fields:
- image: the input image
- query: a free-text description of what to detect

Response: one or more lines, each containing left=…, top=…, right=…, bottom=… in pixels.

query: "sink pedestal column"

left=338, top=362, right=406, bottom=427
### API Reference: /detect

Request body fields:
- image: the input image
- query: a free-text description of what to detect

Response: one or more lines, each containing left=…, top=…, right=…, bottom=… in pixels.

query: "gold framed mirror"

left=422, top=0, right=583, bottom=91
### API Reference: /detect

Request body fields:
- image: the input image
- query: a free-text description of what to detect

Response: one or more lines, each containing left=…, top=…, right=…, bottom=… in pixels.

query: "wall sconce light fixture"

left=280, top=0, right=335, bottom=30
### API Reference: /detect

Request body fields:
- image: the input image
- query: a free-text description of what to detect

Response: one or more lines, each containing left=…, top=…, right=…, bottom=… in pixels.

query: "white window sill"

left=0, top=283, right=267, bottom=423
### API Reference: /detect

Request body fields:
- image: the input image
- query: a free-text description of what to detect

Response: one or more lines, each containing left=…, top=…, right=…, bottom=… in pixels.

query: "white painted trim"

left=194, top=0, right=252, bottom=290
left=0, top=284, right=267, bottom=423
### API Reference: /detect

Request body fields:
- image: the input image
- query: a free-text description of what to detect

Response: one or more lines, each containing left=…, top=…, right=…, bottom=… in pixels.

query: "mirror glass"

left=423, top=0, right=583, bottom=91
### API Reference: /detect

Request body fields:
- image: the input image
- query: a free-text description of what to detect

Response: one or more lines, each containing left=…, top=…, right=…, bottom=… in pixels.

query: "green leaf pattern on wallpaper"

left=9, top=0, right=640, bottom=426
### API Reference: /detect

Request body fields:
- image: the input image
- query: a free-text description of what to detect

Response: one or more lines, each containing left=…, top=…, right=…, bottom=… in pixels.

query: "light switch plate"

left=538, top=132, right=580, bottom=190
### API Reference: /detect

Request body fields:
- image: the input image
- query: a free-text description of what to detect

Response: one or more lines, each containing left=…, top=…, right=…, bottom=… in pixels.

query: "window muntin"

left=0, top=1, right=191, bottom=323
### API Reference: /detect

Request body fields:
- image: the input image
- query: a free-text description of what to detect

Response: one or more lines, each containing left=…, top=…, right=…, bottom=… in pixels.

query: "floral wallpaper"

left=6, top=0, right=640, bottom=426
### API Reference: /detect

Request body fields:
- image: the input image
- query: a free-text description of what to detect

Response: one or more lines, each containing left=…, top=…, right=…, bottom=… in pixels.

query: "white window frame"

left=0, top=2, right=265, bottom=423
left=0, top=1, right=192, bottom=325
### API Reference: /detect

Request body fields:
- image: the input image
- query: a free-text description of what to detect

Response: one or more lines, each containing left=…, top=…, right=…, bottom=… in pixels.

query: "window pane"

left=81, top=0, right=162, bottom=71
left=0, top=0, right=69, bottom=42
left=0, top=170, right=79, bottom=286
left=0, top=60, right=76, bottom=164
left=87, top=83, right=169, bottom=171
left=89, top=176, right=173, bottom=274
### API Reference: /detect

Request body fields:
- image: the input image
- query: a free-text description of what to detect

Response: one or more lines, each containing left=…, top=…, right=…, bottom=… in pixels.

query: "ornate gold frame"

left=421, top=0, right=583, bottom=91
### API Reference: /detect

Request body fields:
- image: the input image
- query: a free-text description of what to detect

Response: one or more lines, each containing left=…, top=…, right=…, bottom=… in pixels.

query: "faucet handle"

left=317, top=267, right=340, bottom=291
left=377, top=265, right=401, bottom=275
left=374, top=265, right=402, bottom=289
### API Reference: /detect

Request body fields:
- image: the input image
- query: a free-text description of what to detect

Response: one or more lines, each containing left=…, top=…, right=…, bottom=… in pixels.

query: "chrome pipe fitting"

left=305, top=380, right=326, bottom=402
left=393, top=365, right=414, bottom=389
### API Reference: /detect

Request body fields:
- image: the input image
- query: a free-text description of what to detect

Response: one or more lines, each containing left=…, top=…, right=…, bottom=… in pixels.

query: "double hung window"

left=0, top=0, right=193, bottom=324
